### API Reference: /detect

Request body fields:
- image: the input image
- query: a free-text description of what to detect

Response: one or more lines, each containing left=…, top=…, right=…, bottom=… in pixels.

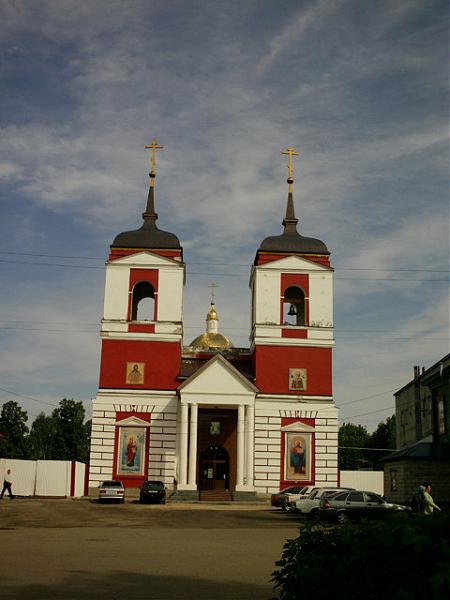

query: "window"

left=347, top=492, right=364, bottom=502
left=283, top=286, right=305, bottom=326
left=131, top=281, right=155, bottom=321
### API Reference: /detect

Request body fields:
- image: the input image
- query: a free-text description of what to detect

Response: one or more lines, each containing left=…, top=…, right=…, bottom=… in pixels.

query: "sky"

left=0, top=0, right=448, bottom=432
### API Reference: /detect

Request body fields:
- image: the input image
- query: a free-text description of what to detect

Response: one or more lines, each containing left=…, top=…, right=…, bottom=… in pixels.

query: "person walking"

left=423, top=483, right=441, bottom=515
left=0, top=469, right=14, bottom=499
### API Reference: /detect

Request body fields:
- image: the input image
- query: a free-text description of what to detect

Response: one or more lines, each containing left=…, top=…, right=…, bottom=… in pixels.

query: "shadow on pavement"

left=1, top=570, right=277, bottom=600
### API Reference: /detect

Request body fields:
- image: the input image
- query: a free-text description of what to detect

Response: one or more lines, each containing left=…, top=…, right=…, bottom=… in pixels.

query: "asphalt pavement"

left=0, top=498, right=302, bottom=599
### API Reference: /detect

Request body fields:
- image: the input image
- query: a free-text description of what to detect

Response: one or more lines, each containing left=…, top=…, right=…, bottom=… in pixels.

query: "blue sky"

left=0, top=0, right=448, bottom=431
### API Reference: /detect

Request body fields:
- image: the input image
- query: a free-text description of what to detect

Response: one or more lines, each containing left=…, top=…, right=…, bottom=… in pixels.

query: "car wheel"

left=337, top=511, right=349, bottom=524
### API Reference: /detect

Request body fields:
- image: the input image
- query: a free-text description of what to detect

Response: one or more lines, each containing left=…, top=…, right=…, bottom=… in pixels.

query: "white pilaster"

left=178, top=403, right=189, bottom=488
left=235, top=404, right=245, bottom=490
left=187, top=403, right=198, bottom=488
left=245, top=404, right=255, bottom=490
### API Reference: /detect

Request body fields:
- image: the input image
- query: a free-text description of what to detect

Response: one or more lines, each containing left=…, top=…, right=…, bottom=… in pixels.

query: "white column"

left=236, top=404, right=245, bottom=490
left=188, top=403, right=198, bottom=488
left=246, top=404, right=255, bottom=490
left=178, top=403, right=189, bottom=488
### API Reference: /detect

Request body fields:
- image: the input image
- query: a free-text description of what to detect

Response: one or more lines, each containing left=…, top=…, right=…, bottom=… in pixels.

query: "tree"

left=338, top=422, right=370, bottom=470
left=367, top=414, right=396, bottom=470
left=0, top=400, right=29, bottom=458
left=51, top=398, right=91, bottom=462
left=28, top=413, right=58, bottom=460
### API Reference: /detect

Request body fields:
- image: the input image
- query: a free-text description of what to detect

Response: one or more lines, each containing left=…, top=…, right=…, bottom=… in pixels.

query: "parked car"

left=271, top=486, right=309, bottom=509
left=319, top=490, right=411, bottom=523
left=282, top=485, right=315, bottom=510
left=98, top=480, right=125, bottom=503
left=291, top=487, right=354, bottom=516
left=140, top=480, right=166, bottom=504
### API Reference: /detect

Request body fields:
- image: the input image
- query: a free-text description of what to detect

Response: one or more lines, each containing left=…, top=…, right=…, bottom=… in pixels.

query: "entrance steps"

left=199, top=490, right=233, bottom=502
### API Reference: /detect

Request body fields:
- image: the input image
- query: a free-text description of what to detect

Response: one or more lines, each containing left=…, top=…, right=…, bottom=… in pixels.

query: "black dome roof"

left=258, top=192, right=329, bottom=255
left=111, top=174, right=181, bottom=250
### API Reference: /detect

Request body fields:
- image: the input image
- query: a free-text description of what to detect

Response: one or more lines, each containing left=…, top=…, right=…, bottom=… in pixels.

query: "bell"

left=288, top=304, right=297, bottom=316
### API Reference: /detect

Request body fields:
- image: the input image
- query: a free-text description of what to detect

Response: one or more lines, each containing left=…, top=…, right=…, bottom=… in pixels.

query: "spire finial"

left=145, top=139, right=164, bottom=187
left=208, top=282, right=218, bottom=305
left=281, top=146, right=299, bottom=193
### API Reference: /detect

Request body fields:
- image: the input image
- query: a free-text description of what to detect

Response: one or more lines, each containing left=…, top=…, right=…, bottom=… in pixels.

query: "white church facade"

left=88, top=143, right=338, bottom=499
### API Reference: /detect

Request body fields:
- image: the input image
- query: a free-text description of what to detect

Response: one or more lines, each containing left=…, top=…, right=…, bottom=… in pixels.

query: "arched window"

left=283, top=286, right=305, bottom=326
left=131, top=281, right=155, bottom=321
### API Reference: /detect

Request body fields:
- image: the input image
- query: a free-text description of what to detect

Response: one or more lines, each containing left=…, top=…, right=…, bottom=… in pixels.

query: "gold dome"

left=189, top=332, right=234, bottom=350
left=207, top=304, right=218, bottom=320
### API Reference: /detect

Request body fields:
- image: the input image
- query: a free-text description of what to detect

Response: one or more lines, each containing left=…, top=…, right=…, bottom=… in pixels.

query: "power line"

left=0, top=386, right=59, bottom=408
left=0, top=258, right=448, bottom=282
left=0, top=251, right=448, bottom=272
left=343, top=405, right=395, bottom=419
left=337, top=387, right=399, bottom=407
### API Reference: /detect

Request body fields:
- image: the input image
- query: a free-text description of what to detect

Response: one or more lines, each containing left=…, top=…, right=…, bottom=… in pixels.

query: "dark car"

left=140, top=480, right=166, bottom=504
left=270, top=486, right=309, bottom=510
left=320, top=489, right=411, bottom=523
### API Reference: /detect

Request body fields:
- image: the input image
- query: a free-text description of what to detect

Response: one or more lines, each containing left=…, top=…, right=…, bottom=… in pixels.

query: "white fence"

left=0, top=459, right=87, bottom=497
left=340, top=470, right=384, bottom=495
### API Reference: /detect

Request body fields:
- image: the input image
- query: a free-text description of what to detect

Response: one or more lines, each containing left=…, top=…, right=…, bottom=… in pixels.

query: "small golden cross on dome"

left=208, top=282, right=218, bottom=304
left=145, top=139, right=164, bottom=175
left=281, top=146, right=299, bottom=191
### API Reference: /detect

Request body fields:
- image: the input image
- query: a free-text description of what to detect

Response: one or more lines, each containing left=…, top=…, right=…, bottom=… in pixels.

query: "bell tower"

left=250, top=147, right=334, bottom=398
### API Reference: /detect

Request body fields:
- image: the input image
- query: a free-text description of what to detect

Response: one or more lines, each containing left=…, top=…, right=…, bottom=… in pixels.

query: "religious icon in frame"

left=284, top=432, right=311, bottom=481
left=209, top=421, right=221, bottom=436
left=126, top=362, right=145, bottom=385
left=289, top=368, right=307, bottom=391
left=117, top=427, right=146, bottom=476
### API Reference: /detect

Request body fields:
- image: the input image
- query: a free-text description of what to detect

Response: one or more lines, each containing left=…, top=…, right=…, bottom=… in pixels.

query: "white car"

left=283, top=485, right=315, bottom=510
left=291, top=487, right=354, bottom=516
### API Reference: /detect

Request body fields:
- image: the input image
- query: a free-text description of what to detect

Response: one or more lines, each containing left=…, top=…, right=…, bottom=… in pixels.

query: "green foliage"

left=0, top=400, right=29, bottom=458
left=338, top=422, right=370, bottom=469
left=28, top=413, right=58, bottom=460
left=50, top=399, right=91, bottom=462
left=272, top=515, right=450, bottom=600
left=1, top=398, right=91, bottom=462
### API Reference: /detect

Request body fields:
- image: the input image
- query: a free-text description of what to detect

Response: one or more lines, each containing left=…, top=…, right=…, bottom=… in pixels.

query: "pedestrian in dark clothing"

left=1, top=469, right=14, bottom=499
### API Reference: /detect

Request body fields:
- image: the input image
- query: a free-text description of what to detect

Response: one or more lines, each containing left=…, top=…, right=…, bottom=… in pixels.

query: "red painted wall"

left=254, top=345, right=332, bottom=395
left=109, top=248, right=182, bottom=261
left=280, top=417, right=316, bottom=488
left=99, top=339, right=181, bottom=390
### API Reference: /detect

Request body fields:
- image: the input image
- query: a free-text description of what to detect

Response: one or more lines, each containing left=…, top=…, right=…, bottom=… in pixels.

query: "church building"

left=88, top=142, right=338, bottom=499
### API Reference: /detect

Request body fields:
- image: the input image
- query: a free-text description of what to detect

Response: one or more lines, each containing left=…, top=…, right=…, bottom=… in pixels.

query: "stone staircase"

left=199, top=489, right=233, bottom=502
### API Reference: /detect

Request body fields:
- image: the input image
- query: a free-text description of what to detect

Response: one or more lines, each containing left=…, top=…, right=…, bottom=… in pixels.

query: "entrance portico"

left=176, top=354, right=257, bottom=493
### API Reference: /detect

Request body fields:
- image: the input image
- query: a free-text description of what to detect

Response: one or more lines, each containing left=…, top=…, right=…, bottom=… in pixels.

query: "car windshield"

left=102, top=481, right=122, bottom=488
left=144, top=481, right=164, bottom=490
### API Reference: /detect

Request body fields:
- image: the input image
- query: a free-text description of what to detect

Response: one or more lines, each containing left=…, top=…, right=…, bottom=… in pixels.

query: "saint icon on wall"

left=285, top=433, right=311, bottom=481
left=289, top=368, right=307, bottom=391
left=117, top=427, right=146, bottom=476
left=126, top=362, right=145, bottom=384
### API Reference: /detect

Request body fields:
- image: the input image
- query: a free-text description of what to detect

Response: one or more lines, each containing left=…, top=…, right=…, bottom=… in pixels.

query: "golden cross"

left=145, top=139, right=164, bottom=174
left=281, top=146, right=299, bottom=181
left=208, top=282, right=218, bottom=304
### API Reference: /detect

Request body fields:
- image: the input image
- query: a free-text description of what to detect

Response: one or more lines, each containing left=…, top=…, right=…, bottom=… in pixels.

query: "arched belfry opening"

left=283, top=286, right=305, bottom=326
left=131, top=281, right=155, bottom=321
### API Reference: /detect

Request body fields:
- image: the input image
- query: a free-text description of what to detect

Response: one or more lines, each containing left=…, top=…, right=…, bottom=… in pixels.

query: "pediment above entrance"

left=115, top=415, right=151, bottom=427
left=178, top=354, right=258, bottom=401
left=281, top=421, right=315, bottom=433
